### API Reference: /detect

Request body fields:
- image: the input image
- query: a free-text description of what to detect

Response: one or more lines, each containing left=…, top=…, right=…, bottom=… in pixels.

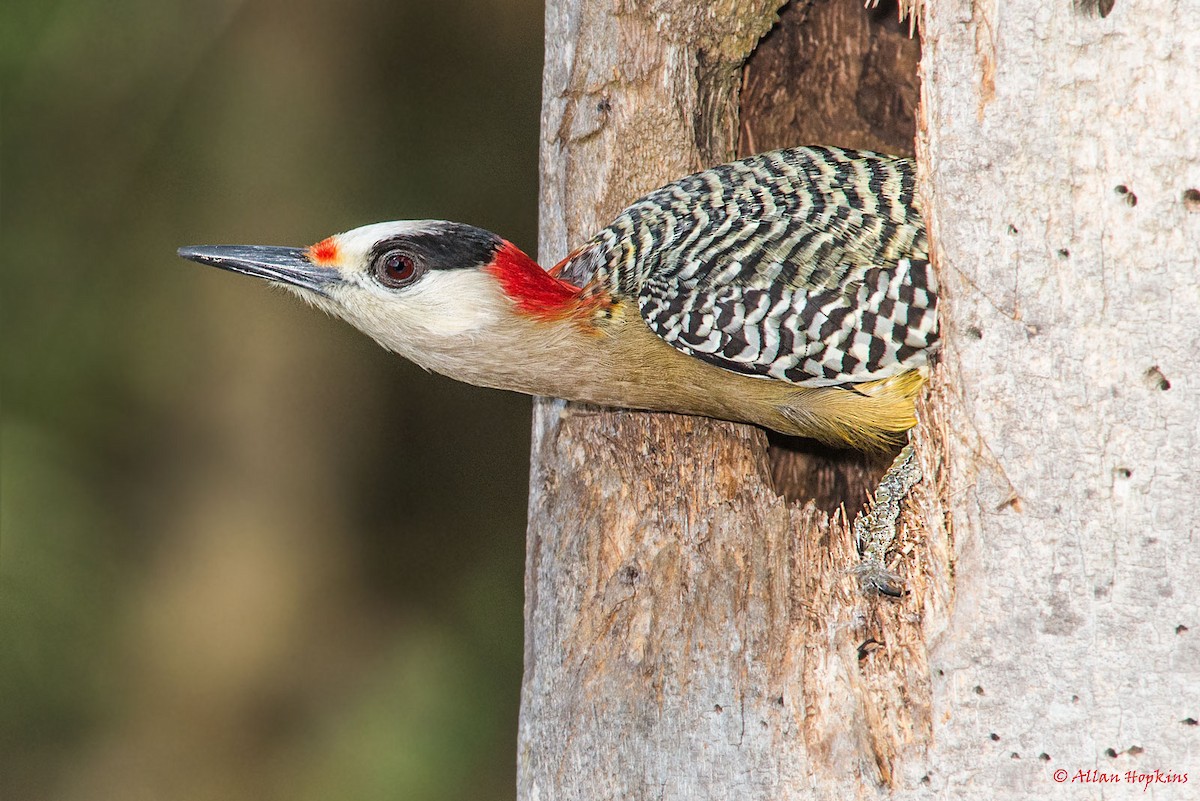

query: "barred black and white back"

left=558, top=146, right=938, bottom=387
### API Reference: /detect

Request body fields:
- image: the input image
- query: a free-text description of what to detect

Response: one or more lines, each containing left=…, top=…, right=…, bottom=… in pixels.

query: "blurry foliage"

left=2, top=0, right=543, bottom=798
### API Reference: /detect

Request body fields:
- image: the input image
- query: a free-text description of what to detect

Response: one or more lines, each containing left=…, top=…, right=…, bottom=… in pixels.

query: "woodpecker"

left=179, top=146, right=937, bottom=452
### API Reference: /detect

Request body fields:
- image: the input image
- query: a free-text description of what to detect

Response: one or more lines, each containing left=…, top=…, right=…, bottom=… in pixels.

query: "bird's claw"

left=852, top=442, right=920, bottom=597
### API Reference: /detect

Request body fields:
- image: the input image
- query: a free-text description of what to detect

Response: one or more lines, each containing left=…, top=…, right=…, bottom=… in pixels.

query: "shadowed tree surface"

left=522, top=2, right=941, bottom=798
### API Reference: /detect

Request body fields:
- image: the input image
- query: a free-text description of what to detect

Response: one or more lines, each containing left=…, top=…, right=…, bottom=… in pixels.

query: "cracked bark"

left=519, top=3, right=946, bottom=799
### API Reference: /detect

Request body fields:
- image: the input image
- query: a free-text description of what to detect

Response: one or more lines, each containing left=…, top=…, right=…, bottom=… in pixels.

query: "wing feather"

left=557, top=147, right=938, bottom=387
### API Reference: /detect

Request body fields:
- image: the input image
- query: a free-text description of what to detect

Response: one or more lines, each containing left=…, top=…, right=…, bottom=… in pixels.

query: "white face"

left=285, top=220, right=514, bottom=370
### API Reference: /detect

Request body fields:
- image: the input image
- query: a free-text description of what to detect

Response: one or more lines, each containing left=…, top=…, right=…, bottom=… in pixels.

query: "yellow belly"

left=554, top=303, right=925, bottom=450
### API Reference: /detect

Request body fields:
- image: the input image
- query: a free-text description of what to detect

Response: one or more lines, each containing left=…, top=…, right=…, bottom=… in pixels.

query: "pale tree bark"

left=914, top=0, right=1200, bottom=796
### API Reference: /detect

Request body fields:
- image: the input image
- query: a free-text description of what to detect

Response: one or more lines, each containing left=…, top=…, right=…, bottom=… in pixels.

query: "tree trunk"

left=523, top=0, right=1200, bottom=796
left=914, top=0, right=1200, bottom=794
left=519, top=2, right=946, bottom=799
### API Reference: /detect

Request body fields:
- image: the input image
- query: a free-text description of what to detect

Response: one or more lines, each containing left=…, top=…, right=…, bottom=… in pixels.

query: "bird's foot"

left=852, top=442, right=921, bottom=597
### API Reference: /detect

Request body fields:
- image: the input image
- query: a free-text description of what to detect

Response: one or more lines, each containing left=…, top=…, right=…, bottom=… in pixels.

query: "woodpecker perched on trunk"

left=180, top=146, right=936, bottom=451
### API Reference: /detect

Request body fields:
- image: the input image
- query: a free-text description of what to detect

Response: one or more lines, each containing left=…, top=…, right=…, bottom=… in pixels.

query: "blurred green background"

left=2, top=1, right=543, bottom=798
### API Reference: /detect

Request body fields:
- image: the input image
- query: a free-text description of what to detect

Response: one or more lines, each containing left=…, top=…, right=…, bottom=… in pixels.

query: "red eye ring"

left=375, top=250, right=419, bottom=288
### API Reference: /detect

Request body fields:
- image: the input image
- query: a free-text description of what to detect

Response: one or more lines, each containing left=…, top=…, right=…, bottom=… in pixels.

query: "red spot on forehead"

left=307, top=237, right=340, bottom=265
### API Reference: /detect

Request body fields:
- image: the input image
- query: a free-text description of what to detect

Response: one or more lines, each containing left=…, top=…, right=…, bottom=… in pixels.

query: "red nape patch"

left=487, top=240, right=594, bottom=320
left=307, top=237, right=339, bottom=265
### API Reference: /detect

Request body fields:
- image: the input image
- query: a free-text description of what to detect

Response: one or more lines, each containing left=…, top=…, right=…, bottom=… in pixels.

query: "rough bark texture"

left=913, top=0, right=1200, bottom=795
left=740, top=0, right=921, bottom=159
left=520, top=2, right=944, bottom=799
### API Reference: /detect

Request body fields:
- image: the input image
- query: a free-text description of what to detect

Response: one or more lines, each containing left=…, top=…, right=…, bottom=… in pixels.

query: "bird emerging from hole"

left=179, top=146, right=938, bottom=593
left=179, top=147, right=936, bottom=447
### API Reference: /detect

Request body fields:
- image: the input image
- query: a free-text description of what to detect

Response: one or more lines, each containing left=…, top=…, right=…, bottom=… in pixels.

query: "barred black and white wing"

left=560, top=147, right=938, bottom=387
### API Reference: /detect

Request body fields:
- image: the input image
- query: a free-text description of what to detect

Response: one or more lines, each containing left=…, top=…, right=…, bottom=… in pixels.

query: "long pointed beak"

left=177, top=245, right=341, bottom=295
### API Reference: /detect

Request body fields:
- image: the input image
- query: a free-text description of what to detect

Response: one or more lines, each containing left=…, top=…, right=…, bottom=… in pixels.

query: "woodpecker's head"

left=179, top=221, right=588, bottom=377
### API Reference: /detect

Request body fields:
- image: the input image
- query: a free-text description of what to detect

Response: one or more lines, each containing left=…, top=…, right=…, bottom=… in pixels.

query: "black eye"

left=374, top=250, right=420, bottom=288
